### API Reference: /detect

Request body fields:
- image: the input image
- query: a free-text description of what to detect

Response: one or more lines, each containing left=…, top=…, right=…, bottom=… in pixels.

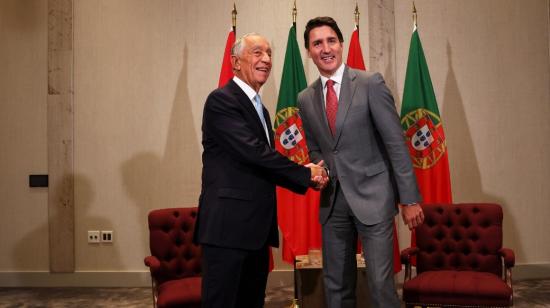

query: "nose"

left=321, top=42, right=331, bottom=53
left=261, top=52, right=271, bottom=64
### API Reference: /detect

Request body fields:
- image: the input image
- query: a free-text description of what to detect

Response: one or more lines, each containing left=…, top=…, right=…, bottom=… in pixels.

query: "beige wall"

left=394, top=0, right=550, bottom=264
left=0, top=0, right=49, bottom=271
left=1, top=0, right=549, bottom=277
left=1, top=0, right=367, bottom=272
left=72, top=0, right=366, bottom=272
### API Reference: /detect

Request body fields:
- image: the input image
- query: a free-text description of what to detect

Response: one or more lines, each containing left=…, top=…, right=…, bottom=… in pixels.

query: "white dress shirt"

left=232, top=76, right=270, bottom=144
left=320, top=63, right=345, bottom=107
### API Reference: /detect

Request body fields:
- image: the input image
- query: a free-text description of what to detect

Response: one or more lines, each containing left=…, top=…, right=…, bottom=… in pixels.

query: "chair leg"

left=150, top=277, right=157, bottom=308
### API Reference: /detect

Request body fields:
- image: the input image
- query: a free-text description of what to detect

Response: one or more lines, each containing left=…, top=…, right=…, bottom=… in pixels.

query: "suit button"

left=333, top=150, right=338, bottom=154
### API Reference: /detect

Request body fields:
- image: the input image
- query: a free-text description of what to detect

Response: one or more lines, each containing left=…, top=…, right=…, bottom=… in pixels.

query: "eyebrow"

left=312, top=35, right=338, bottom=44
left=250, top=46, right=271, bottom=53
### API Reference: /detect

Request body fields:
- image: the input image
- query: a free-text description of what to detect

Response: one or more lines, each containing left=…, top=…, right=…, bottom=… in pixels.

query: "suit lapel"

left=334, top=66, right=357, bottom=145
left=226, top=80, right=271, bottom=145
left=311, top=78, right=333, bottom=140
left=263, top=106, right=274, bottom=147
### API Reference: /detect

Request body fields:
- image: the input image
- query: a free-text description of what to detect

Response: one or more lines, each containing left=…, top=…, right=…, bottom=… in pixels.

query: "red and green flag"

left=400, top=26, right=453, bottom=247
left=346, top=26, right=402, bottom=274
left=218, top=28, right=235, bottom=88
left=346, top=26, right=366, bottom=70
left=275, top=24, right=322, bottom=264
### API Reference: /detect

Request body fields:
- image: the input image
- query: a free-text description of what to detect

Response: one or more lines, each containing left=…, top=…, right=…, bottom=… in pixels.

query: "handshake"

left=305, top=160, right=329, bottom=190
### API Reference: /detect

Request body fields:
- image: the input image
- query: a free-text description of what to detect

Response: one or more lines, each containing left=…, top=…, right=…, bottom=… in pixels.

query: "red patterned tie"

left=325, top=79, right=338, bottom=136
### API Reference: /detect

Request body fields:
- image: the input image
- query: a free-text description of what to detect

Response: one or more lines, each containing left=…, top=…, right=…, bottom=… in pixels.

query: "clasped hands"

left=305, top=160, right=329, bottom=190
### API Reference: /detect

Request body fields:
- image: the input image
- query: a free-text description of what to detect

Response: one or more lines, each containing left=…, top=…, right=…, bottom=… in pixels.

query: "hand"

left=305, top=160, right=329, bottom=190
left=400, top=203, right=424, bottom=230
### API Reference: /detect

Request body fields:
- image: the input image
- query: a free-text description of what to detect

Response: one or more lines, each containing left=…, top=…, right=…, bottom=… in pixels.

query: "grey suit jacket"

left=298, top=66, right=420, bottom=225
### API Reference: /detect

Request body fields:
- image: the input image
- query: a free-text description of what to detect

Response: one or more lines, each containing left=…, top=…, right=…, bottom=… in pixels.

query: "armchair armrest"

left=499, top=248, right=515, bottom=290
left=400, top=247, right=419, bottom=282
left=400, top=247, right=419, bottom=265
left=144, top=256, right=160, bottom=307
left=499, top=248, right=515, bottom=268
left=144, top=256, right=161, bottom=274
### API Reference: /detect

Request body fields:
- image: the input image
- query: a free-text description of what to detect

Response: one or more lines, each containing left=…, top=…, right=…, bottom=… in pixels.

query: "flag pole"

left=232, top=3, right=237, bottom=33
left=292, top=0, right=297, bottom=26
left=354, top=1, right=360, bottom=29
left=289, top=2, right=299, bottom=307
left=412, top=1, right=417, bottom=29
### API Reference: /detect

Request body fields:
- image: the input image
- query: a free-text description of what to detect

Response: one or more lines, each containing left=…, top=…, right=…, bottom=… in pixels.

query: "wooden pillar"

left=47, top=0, right=74, bottom=273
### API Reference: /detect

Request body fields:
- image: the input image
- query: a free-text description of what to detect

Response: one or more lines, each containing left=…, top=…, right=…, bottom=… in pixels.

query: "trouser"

left=201, top=243, right=269, bottom=308
left=322, top=185, right=400, bottom=308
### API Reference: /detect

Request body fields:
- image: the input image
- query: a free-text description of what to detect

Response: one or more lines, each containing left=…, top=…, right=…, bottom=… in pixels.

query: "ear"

left=307, top=49, right=312, bottom=59
left=231, top=55, right=240, bottom=71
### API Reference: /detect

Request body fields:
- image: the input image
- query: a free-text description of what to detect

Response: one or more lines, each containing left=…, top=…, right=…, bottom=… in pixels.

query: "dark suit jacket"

left=298, top=67, right=420, bottom=225
left=195, top=80, right=311, bottom=250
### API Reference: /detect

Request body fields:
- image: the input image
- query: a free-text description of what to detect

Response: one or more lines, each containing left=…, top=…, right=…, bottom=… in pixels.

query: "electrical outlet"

left=88, top=230, right=100, bottom=243
left=101, top=231, right=113, bottom=243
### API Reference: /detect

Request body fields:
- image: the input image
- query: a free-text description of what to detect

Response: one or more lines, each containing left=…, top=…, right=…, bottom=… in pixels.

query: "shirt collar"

left=320, top=63, right=345, bottom=88
left=233, top=76, right=259, bottom=102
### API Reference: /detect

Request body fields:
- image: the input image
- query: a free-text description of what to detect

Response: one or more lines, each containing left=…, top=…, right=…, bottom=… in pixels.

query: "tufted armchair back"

left=148, top=207, right=202, bottom=285
left=416, top=203, right=502, bottom=275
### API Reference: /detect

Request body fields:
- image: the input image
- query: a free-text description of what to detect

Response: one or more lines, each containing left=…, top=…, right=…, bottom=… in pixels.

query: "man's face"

left=232, top=35, right=272, bottom=92
left=307, top=25, right=343, bottom=77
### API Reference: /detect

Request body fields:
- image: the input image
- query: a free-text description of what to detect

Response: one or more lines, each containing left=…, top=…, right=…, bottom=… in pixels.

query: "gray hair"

left=231, top=32, right=263, bottom=57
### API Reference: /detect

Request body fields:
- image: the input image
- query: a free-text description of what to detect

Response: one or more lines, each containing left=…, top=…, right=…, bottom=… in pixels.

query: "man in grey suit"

left=298, top=17, right=425, bottom=308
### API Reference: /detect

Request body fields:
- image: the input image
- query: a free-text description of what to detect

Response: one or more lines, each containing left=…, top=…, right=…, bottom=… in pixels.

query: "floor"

left=0, top=279, right=548, bottom=307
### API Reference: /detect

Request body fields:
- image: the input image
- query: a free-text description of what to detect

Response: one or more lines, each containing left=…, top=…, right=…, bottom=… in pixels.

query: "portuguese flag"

left=346, top=26, right=366, bottom=70
left=218, top=28, right=235, bottom=88
left=400, top=26, right=453, bottom=246
left=275, top=24, right=322, bottom=264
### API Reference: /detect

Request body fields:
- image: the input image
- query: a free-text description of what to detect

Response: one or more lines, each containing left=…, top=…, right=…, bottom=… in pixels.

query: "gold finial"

left=288, top=298, right=300, bottom=308
left=232, top=3, right=237, bottom=31
left=354, top=2, right=360, bottom=27
left=292, top=0, right=297, bottom=25
left=412, top=1, right=417, bottom=28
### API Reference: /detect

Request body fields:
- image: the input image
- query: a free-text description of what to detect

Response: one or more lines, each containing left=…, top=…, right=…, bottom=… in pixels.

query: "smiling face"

left=307, top=25, right=343, bottom=77
left=231, top=35, right=272, bottom=92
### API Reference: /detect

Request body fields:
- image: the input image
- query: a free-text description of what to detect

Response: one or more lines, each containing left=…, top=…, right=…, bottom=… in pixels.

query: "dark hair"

left=304, top=16, right=344, bottom=49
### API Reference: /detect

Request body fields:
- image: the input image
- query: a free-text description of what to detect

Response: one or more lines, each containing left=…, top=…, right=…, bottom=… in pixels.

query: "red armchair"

left=401, top=203, right=514, bottom=307
left=144, top=207, right=202, bottom=308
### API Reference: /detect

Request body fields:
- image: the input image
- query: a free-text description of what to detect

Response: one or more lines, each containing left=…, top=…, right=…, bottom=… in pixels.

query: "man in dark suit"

left=297, top=17, right=425, bottom=308
left=195, top=33, right=327, bottom=308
